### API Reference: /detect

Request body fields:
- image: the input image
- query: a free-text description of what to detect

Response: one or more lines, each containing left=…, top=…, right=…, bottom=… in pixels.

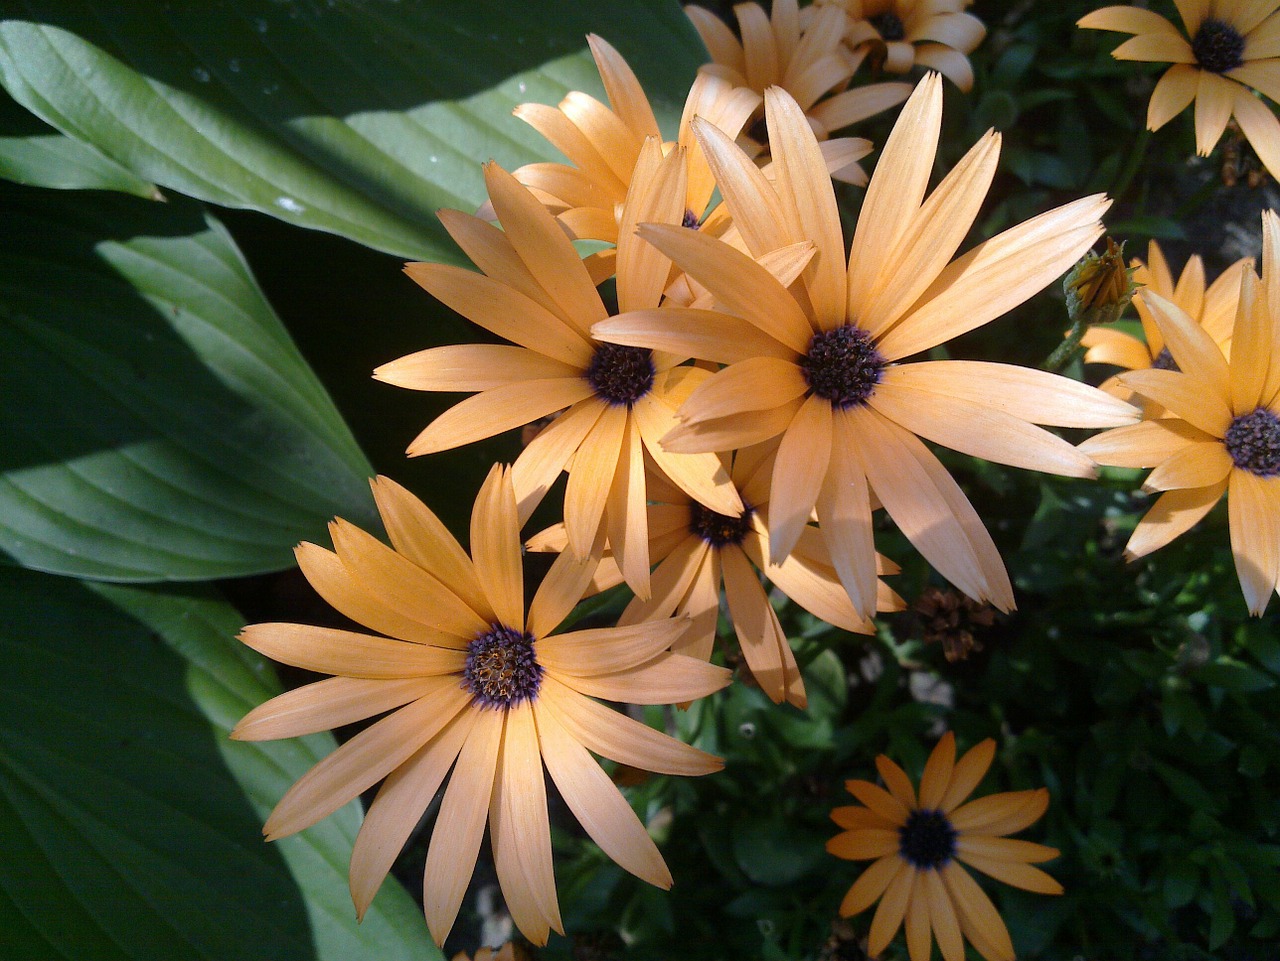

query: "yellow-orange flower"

left=1082, top=239, right=1252, bottom=401
left=1081, top=211, right=1280, bottom=615
left=594, top=78, right=1138, bottom=619
left=828, top=732, right=1061, bottom=961
left=529, top=441, right=905, bottom=708
left=826, top=0, right=987, bottom=90
left=686, top=0, right=911, bottom=175
left=1079, top=1, right=1280, bottom=177
left=376, top=155, right=743, bottom=597
left=232, top=467, right=728, bottom=946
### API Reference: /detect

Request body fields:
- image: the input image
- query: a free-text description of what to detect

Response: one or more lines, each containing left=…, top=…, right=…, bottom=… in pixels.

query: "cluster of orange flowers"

left=233, top=3, right=1280, bottom=960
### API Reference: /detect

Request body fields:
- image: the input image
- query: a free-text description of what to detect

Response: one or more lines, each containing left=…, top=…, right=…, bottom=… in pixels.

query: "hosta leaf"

left=0, top=0, right=704, bottom=261
left=0, top=87, right=158, bottom=196
left=0, top=569, right=439, bottom=961
left=0, top=182, right=374, bottom=580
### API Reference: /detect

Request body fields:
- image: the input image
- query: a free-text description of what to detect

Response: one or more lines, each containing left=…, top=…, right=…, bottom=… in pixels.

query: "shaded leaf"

left=0, top=183, right=373, bottom=580
left=0, top=568, right=438, bottom=961
left=0, top=86, right=158, bottom=196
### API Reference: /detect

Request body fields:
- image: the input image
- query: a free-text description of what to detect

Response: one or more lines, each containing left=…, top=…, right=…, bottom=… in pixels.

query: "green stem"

left=1045, top=318, right=1088, bottom=372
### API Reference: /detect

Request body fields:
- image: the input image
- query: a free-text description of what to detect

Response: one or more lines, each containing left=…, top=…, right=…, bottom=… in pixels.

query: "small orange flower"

left=1081, top=211, right=1280, bottom=616
left=233, top=466, right=729, bottom=946
left=829, top=0, right=987, bottom=90
left=1079, top=1, right=1280, bottom=177
left=828, top=733, right=1061, bottom=961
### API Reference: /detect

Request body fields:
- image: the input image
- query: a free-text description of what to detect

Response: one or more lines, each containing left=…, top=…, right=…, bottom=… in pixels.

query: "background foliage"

left=0, top=0, right=1276, bottom=959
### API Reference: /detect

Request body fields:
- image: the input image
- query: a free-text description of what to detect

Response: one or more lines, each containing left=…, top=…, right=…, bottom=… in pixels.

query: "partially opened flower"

left=686, top=0, right=911, bottom=175
left=827, top=732, right=1062, bottom=961
left=1079, top=1, right=1280, bottom=177
left=829, top=0, right=987, bottom=90
left=1082, top=239, right=1252, bottom=401
left=232, top=466, right=728, bottom=946
left=376, top=153, right=743, bottom=597
left=529, top=441, right=905, bottom=708
left=1080, top=211, right=1280, bottom=616
left=595, top=78, right=1138, bottom=619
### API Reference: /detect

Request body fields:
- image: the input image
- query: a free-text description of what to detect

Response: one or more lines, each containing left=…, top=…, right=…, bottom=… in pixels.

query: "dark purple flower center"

left=1151, top=346, right=1180, bottom=372
left=1192, top=18, right=1245, bottom=74
left=801, top=325, right=885, bottom=408
left=682, top=208, right=702, bottom=229
left=1224, top=408, right=1280, bottom=476
left=587, top=343, right=655, bottom=406
left=870, top=11, right=906, bottom=42
left=690, top=502, right=754, bottom=548
left=899, top=808, right=958, bottom=869
left=463, top=624, right=542, bottom=708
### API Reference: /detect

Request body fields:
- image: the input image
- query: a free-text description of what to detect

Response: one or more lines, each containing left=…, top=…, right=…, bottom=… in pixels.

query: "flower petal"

left=815, top=415, right=878, bottom=619
left=827, top=829, right=901, bottom=861
left=847, top=74, right=943, bottom=312
left=850, top=405, right=1014, bottom=611
left=534, top=698, right=672, bottom=886
left=540, top=619, right=688, bottom=675
left=512, top=398, right=605, bottom=525
left=958, top=851, right=1065, bottom=895
left=526, top=531, right=604, bottom=638
left=722, top=543, right=806, bottom=707
left=878, top=198, right=1108, bottom=360
left=541, top=676, right=722, bottom=775
left=373, top=344, right=579, bottom=392
left=295, top=542, right=458, bottom=645
left=1111, top=32, right=1196, bottom=62
left=940, top=739, right=996, bottom=813
left=769, top=394, right=834, bottom=562
left=635, top=394, right=744, bottom=517
left=1143, top=439, right=1233, bottom=491
left=918, top=732, right=956, bottom=810
left=233, top=676, right=434, bottom=742
left=406, top=378, right=594, bottom=457
left=330, top=519, right=488, bottom=640
left=881, top=360, right=1140, bottom=428
left=371, top=476, right=491, bottom=621
left=264, top=679, right=469, bottom=841
left=1078, top=417, right=1210, bottom=468
left=564, top=404, right=628, bottom=558
left=838, top=854, right=899, bottom=915
left=1126, top=480, right=1228, bottom=559
left=1192, top=71, right=1237, bottom=154
left=1078, top=6, right=1184, bottom=36
left=564, top=652, right=732, bottom=704
left=765, top=86, right=847, bottom=324
left=924, top=867, right=966, bottom=961
left=868, top=380, right=1098, bottom=478
left=941, top=863, right=1015, bottom=961
left=238, top=623, right=464, bottom=678
left=868, top=863, right=916, bottom=954
left=401, top=262, right=592, bottom=368
left=349, top=707, right=475, bottom=920
left=1118, top=369, right=1232, bottom=436
left=1229, top=469, right=1280, bottom=615
left=468, top=465, right=524, bottom=630
left=950, top=788, right=1049, bottom=836
left=422, top=705, right=504, bottom=945
left=595, top=307, right=797, bottom=364
left=847, top=779, right=911, bottom=825
left=904, top=871, right=933, bottom=961
left=587, top=34, right=660, bottom=140
left=958, top=836, right=1060, bottom=864
left=489, top=704, right=561, bottom=944
left=876, top=755, right=918, bottom=810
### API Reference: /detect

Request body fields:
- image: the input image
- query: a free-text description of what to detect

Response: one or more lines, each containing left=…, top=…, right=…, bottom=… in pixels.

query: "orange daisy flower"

left=828, top=732, right=1062, bottom=961
left=529, top=439, right=906, bottom=708
left=1078, top=1, right=1280, bottom=177
left=828, top=0, right=987, bottom=91
left=232, top=466, right=728, bottom=945
left=375, top=153, right=743, bottom=597
left=1082, top=239, right=1253, bottom=401
left=1080, top=211, right=1280, bottom=615
left=686, top=0, right=911, bottom=176
left=594, top=78, right=1138, bottom=619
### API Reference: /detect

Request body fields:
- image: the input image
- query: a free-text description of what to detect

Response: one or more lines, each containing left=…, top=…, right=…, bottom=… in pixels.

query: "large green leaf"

left=0, top=183, right=374, bottom=580
left=0, top=0, right=705, bottom=262
left=0, top=568, right=439, bottom=961
left=0, top=86, right=158, bottom=196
